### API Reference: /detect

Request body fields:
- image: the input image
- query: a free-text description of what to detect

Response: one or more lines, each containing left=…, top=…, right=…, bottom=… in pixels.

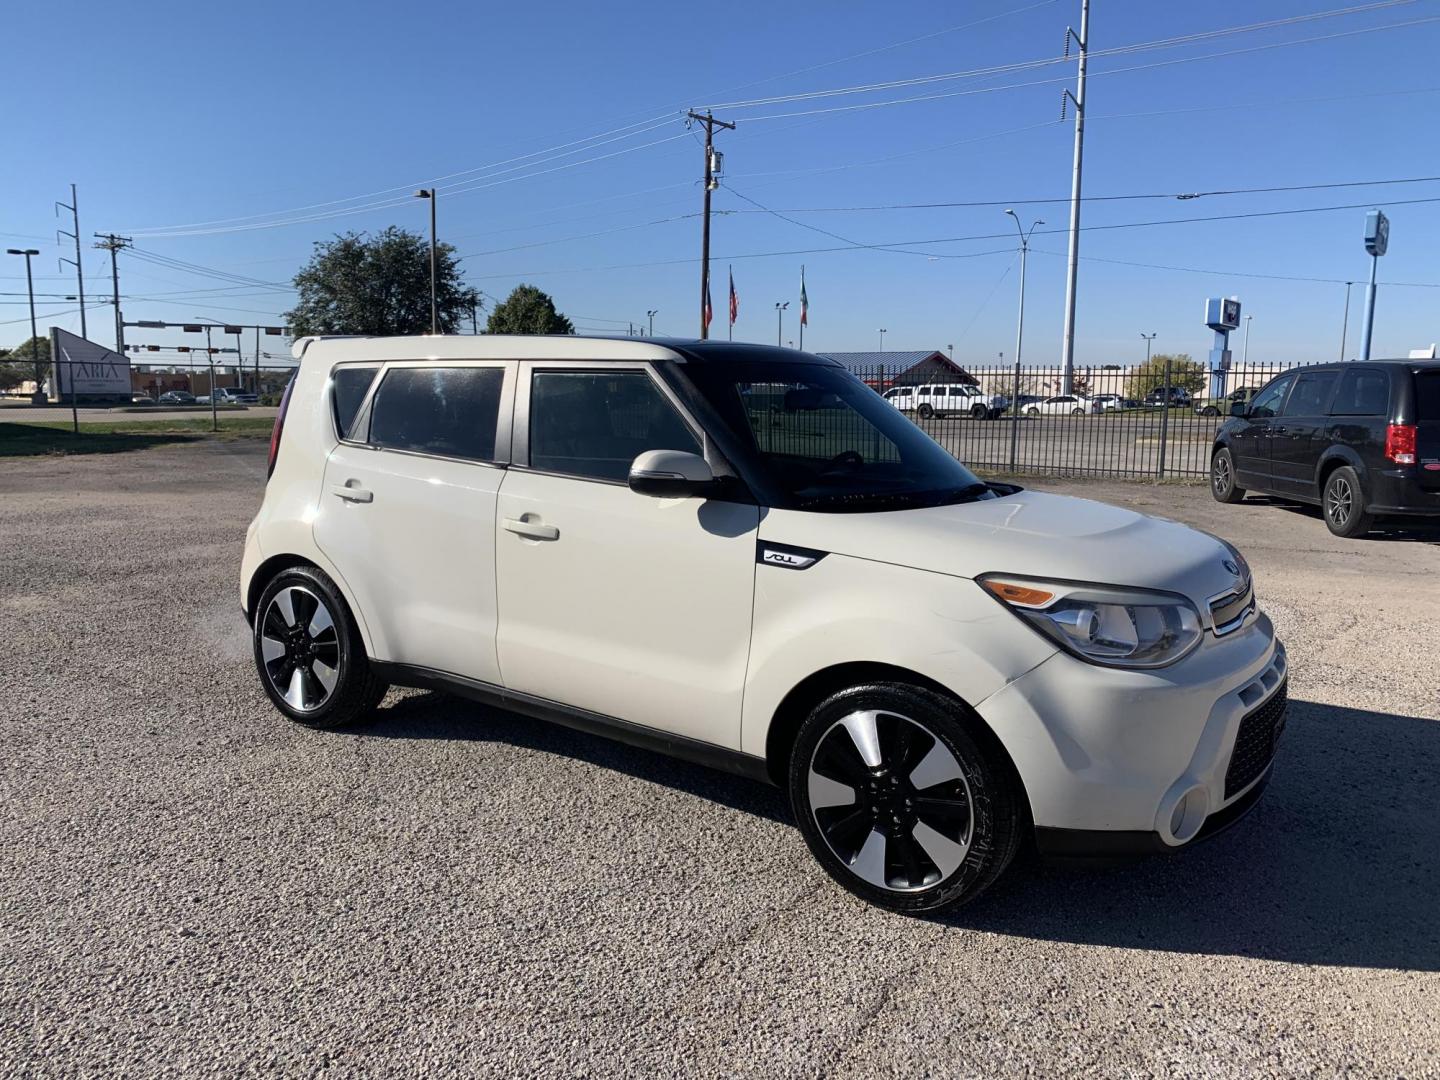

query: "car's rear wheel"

left=789, top=682, right=1023, bottom=914
left=1070, top=407, right=1085, bottom=416
left=1323, top=466, right=1374, bottom=538
left=1026, top=406, right=1040, bottom=417
left=253, top=565, right=388, bottom=729
left=970, top=403, right=987, bottom=419
left=1211, top=448, right=1246, bottom=503
left=916, top=403, right=935, bottom=420
left=1201, top=405, right=1219, bottom=417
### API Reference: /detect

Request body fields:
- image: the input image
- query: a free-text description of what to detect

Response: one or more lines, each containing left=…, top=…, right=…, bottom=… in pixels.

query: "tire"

left=1323, top=465, right=1374, bottom=538
left=916, top=403, right=935, bottom=420
left=788, top=682, right=1023, bottom=915
left=1025, top=406, right=1040, bottom=417
left=253, top=564, right=388, bottom=729
left=1071, top=407, right=1085, bottom=416
left=1202, top=405, right=1219, bottom=417
left=970, top=404, right=987, bottom=420
left=1211, top=448, right=1246, bottom=504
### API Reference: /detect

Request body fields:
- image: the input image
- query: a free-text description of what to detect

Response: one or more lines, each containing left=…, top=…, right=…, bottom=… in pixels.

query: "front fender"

left=739, top=554, right=1056, bottom=759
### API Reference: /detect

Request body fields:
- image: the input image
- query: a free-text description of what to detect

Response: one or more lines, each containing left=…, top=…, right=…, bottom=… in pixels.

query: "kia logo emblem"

left=1222, top=558, right=1240, bottom=576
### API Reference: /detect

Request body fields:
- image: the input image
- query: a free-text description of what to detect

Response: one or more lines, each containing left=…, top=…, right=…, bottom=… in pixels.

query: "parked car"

left=214, top=387, right=260, bottom=405
left=130, top=394, right=157, bottom=406
left=884, top=382, right=1007, bottom=420
left=1089, top=394, right=1138, bottom=413
left=158, top=390, right=196, bottom=405
left=1145, top=386, right=1192, bottom=408
left=1211, top=359, right=1440, bottom=537
left=1024, top=394, right=1090, bottom=416
left=1195, top=387, right=1260, bottom=417
left=244, top=336, right=1285, bottom=914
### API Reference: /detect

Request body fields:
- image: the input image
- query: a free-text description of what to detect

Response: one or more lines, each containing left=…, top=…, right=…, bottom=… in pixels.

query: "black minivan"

left=1211, top=359, right=1440, bottom=537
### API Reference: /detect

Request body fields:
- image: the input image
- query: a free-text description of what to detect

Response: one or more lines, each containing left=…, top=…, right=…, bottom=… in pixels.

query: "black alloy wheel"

left=1323, top=465, right=1374, bottom=538
left=1211, top=448, right=1246, bottom=504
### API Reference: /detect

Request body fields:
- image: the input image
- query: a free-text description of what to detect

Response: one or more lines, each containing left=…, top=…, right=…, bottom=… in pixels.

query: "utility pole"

left=6, top=249, right=41, bottom=400
left=687, top=110, right=735, bottom=339
left=93, top=233, right=132, bottom=354
left=255, top=326, right=261, bottom=393
left=56, top=184, right=87, bottom=339
left=1059, top=0, right=1090, bottom=394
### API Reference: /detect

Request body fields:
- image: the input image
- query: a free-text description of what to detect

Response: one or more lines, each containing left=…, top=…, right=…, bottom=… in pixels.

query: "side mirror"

left=1229, top=401, right=1249, bottom=417
left=628, top=449, right=715, bottom=498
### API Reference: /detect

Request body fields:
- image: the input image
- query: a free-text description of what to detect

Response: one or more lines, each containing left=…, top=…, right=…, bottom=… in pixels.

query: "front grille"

left=1225, top=679, right=1288, bottom=798
left=1209, top=578, right=1255, bottom=634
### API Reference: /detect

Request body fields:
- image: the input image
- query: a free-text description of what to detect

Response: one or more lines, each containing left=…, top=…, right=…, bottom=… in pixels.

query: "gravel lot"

left=3, top=439, right=1438, bottom=1078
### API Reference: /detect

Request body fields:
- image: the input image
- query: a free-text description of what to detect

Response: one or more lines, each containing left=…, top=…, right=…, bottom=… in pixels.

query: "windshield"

left=681, top=359, right=994, bottom=512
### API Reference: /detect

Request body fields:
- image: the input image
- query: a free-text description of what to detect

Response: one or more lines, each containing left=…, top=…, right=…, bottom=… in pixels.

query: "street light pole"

left=775, top=302, right=788, bottom=346
left=1141, top=332, right=1157, bottom=365
left=1339, top=281, right=1354, bottom=361
left=1242, top=315, right=1253, bottom=365
left=1005, top=212, right=1042, bottom=471
left=877, top=328, right=887, bottom=352
left=415, top=189, right=438, bottom=334
left=647, top=309, right=657, bottom=336
left=7, top=249, right=42, bottom=400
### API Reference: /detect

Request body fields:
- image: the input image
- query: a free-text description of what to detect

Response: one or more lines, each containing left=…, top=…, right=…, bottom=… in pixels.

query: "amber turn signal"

left=982, top=580, right=1055, bottom=608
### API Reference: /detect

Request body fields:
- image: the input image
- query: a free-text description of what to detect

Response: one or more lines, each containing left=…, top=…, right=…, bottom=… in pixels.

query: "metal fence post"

left=1009, top=358, right=1021, bottom=472
left=1156, top=353, right=1172, bottom=481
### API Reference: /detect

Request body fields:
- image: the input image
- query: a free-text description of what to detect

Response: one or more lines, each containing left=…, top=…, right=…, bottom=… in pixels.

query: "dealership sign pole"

left=1358, top=209, right=1388, bottom=362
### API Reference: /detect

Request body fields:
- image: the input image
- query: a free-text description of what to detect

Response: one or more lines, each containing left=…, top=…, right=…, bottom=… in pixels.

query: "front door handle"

left=503, top=517, right=559, bottom=541
left=1272, top=426, right=1287, bottom=436
left=329, top=483, right=373, bottom=503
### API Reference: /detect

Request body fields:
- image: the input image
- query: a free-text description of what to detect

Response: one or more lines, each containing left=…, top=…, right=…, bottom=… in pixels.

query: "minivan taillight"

left=268, top=377, right=296, bottom=479
left=1385, top=423, right=1417, bottom=466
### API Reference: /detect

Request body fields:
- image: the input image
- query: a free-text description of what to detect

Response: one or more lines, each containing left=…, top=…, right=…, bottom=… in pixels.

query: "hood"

left=759, top=490, right=1243, bottom=607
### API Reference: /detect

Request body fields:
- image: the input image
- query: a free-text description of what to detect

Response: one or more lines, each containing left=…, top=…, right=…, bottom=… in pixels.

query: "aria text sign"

left=50, top=327, right=132, bottom=399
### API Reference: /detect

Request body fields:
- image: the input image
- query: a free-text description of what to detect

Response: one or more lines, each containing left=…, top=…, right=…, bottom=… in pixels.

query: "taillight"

left=1385, top=423, right=1417, bottom=466
left=268, top=376, right=296, bottom=479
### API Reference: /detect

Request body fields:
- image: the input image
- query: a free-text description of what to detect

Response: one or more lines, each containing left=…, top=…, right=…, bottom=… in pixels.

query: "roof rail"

left=290, top=334, right=366, bottom=361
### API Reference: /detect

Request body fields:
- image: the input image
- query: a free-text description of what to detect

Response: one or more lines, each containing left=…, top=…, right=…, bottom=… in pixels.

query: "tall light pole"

left=775, top=302, right=789, bottom=346
left=415, top=189, right=438, bottom=334
left=1059, top=0, right=1090, bottom=394
left=647, top=309, right=658, bottom=336
left=1242, top=314, right=1253, bottom=365
left=877, top=328, right=887, bottom=352
left=1339, top=281, right=1354, bottom=361
left=1004, top=211, right=1044, bottom=373
left=946, top=343, right=954, bottom=362
left=7, top=249, right=42, bottom=400
left=1141, top=332, right=1157, bottom=365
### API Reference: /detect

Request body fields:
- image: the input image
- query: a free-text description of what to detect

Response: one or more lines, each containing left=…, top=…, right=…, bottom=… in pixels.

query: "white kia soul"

left=242, top=335, right=1287, bottom=914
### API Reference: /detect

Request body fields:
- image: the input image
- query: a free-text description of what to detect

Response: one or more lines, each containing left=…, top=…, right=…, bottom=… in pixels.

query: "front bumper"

left=976, top=610, right=1287, bottom=849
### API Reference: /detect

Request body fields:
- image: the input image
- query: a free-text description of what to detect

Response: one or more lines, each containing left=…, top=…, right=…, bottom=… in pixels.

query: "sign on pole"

left=49, top=327, right=132, bottom=401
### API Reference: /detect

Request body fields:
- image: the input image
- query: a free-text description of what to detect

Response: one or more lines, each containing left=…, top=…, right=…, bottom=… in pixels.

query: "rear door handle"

left=329, top=483, right=373, bottom=503
left=503, top=517, right=559, bottom=541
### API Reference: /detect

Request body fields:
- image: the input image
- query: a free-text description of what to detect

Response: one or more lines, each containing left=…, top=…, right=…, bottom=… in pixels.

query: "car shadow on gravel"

left=951, top=697, right=1440, bottom=970
left=1247, top=495, right=1440, bottom=543
left=363, top=690, right=791, bottom=824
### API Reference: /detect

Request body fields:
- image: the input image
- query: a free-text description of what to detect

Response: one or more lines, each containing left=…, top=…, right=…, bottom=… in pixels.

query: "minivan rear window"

left=368, top=366, right=504, bottom=462
left=1416, top=371, right=1440, bottom=419
left=1329, top=369, right=1390, bottom=416
left=332, top=365, right=379, bottom=439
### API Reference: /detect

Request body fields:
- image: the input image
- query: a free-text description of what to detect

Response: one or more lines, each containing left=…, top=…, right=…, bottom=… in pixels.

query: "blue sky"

left=5, top=0, right=1439, bottom=367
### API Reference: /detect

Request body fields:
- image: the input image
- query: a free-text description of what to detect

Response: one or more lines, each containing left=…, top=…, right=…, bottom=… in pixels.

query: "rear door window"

left=528, top=370, right=701, bottom=482
left=332, top=365, right=380, bottom=439
left=1329, top=369, right=1390, bottom=416
left=1280, top=371, right=1337, bottom=416
left=368, top=366, right=505, bottom=462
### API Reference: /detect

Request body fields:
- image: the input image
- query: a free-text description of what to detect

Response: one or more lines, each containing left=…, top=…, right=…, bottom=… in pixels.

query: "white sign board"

left=50, top=327, right=131, bottom=399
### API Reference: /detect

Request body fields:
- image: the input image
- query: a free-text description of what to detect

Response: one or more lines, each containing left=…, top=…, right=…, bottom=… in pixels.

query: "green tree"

left=0, top=336, right=50, bottom=391
left=1126, top=353, right=1205, bottom=397
left=284, top=227, right=480, bottom=337
left=485, top=284, right=574, bottom=335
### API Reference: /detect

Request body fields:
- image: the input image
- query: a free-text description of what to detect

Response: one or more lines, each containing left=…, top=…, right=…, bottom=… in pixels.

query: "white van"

left=885, top=383, right=1008, bottom=419
left=242, top=336, right=1285, bottom=913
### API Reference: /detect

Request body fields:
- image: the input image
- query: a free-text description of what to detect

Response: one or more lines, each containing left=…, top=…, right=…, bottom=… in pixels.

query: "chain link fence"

left=848, top=360, right=1314, bottom=480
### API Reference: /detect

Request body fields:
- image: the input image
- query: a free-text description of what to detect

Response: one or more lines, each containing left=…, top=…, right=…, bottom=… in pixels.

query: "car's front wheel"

left=1211, top=447, right=1246, bottom=503
left=916, top=403, right=935, bottom=420
left=1323, top=465, right=1374, bottom=538
left=970, top=403, right=987, bottom=419
left=788, top=682, right=1023, bottom=914
left=253, top=565, right=388, bottom=729
left=1025, top=406, right=1040, bottom=417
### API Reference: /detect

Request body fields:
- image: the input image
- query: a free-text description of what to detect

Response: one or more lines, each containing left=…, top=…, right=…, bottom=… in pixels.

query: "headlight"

left=979, top=575, right=1203, bottom=669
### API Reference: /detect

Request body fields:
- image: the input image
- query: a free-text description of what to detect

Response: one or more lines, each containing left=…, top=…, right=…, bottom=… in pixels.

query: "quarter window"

left=1330, top=369, right=1391, bottom=416
left=368, top=366, right=504, bottom=462
left=528, top=370, right=701, bottom=482
left=332, top=365, right=379, bottom=439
